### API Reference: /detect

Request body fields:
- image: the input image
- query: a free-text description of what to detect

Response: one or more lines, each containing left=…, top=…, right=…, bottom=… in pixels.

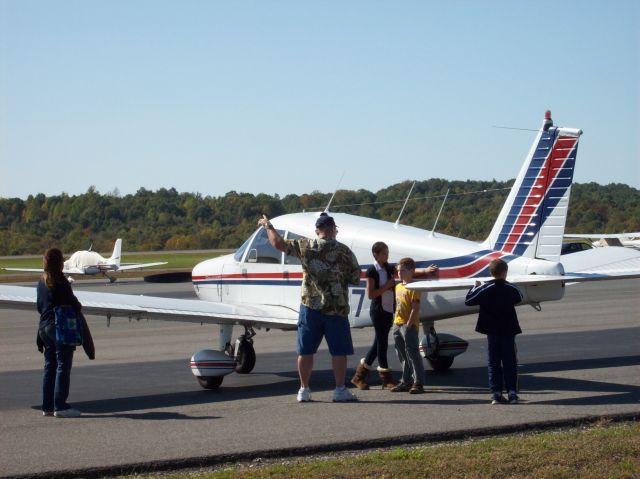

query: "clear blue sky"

left=1, top=1, right=638, bottom=200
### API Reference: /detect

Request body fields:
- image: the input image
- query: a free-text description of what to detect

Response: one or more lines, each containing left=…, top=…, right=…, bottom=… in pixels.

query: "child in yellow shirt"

left=391, top=257, right=426, bottom=394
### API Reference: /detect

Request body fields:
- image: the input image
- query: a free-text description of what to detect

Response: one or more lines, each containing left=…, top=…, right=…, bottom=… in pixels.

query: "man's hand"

left=258, top=214, right=285, bottom=252
left=258, top=214, right=271, bottom=228
left=425, top=264, right=439, bottom=276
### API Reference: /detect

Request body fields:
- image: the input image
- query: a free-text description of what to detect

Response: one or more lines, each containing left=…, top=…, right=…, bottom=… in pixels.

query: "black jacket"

left=36, top=276, right=93, bottom=358
left=36, top=276, right=82, bottom=328
left=465, top=278, right=523, bottom=336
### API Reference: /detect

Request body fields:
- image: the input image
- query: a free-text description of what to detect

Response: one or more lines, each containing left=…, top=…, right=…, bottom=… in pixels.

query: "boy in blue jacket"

left=465, top=259, right=523, bottom=404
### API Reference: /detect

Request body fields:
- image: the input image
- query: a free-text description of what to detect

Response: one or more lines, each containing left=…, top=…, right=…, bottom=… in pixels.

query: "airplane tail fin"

left=485, top=111, right=582, bottom=262
left=109, top=239, right=122, bottom=267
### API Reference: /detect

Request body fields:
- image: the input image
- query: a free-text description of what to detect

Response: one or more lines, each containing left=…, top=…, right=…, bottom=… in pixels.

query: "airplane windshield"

left=246, top=228, right=283, bottom=264
left=233, top=235, right=253, bottom=262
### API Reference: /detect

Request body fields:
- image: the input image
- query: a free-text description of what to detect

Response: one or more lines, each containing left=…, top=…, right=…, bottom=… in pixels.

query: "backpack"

left=54, top=305, right=83, bottom=346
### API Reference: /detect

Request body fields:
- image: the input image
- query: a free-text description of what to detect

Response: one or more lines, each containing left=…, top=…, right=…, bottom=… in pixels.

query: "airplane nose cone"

left=192, top=254, right=229, bottom=281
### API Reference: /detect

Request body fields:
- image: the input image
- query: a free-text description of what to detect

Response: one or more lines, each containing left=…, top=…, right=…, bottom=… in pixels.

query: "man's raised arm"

left=257, top=215, right=286, bottom=252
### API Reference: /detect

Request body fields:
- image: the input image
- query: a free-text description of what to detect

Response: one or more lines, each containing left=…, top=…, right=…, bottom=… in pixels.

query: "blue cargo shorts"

left=297, top=304, right=354, bottom=356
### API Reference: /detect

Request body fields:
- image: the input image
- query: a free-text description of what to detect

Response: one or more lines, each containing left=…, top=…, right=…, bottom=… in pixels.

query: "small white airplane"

left=1, top=111, right=639, bottom=390
left=564, top=233, right=640, bottom=250
left=3, top=239, right=168, bottom=283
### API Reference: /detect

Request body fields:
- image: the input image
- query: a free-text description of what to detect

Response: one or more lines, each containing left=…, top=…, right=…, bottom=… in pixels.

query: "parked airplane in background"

left=3, top=239, right=167, bottom=283
left=564, top=233, right=640, bottom=250
left=1, top=111, right=639, bottom=390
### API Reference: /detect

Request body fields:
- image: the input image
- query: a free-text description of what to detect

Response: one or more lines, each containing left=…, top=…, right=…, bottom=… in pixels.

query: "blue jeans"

left=364, top=310, right=393, bottom=369
left=486, top=335, right=517, bottom=394
left=39, top=323, right=75, bottom=412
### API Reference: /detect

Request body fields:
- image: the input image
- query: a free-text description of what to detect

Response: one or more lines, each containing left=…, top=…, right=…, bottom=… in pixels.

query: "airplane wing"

left=0, top=284, right=299, bottom=330
left=2, top=268, right=44, bottom=273
left=4, top=266, right=99, bottom=275
left=4, top=264, right=167, bottom=274
left=63, top=267, right=87, bottom=274
left=408, top=247, right=640, bottom=293
left=116, top=261, right=168, bottom=271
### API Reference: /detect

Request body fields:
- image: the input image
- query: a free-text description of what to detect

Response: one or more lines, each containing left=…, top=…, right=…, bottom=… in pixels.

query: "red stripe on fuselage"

left=502, top=136, right=577, bottom=253
left=437, top=251, right=503, bottom=278
left=193, top=255, right=501, bottom=283
left=193, top=253, right=506, bottom=284
left=192, top=271, right=368, bottom=281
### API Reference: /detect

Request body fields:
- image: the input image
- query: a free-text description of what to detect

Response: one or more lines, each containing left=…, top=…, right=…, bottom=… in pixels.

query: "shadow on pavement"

left=25, top=354, right=639, bottom=415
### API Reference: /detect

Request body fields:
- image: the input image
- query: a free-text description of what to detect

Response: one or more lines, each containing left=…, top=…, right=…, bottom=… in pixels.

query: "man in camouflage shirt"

left=258, top=212, right=361, bottom=402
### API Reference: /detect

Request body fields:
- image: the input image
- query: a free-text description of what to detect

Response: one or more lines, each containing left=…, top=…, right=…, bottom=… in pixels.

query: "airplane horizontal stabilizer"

left=0, top=285, right=299, bottom=330
left=408, top=251, right=640, bottom=293
left=560, top=245, right=640, bottom=276
left=564, top=233, right=640, bottom=240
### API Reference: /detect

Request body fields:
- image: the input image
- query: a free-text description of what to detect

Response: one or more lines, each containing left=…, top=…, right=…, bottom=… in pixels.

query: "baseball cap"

left=315, top=213, right=336, bottom=229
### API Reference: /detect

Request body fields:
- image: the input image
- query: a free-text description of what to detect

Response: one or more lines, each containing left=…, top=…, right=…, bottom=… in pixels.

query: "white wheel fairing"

left=190, top=349, right=236, bottom=378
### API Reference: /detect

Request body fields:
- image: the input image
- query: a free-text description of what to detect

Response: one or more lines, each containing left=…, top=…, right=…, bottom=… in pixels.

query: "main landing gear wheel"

left=424, top=326, right=454, bottom=371
left=229, top=326, right=257, bottom=374
left=196, top=376, right=224, bottom=389
left=235, top=340, right=256, bottom=374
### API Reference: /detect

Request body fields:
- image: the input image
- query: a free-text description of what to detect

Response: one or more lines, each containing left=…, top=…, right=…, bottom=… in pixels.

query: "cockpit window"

left=284, top=232, right=307, bottom=265
left=233, top=234, right=253, bottom=262
left=246, top=228, right=284, bottom=264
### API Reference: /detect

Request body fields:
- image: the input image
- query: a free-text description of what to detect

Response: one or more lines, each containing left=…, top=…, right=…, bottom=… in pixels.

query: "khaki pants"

left=392, top=324, right=425, bottom=385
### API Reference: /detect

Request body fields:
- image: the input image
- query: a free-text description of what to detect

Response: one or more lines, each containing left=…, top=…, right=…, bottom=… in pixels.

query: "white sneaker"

left=54, top=408, right=81, bottom=418
left=296, top=387, right=311, bottom=402
left=332, top=386, right=358, bottom=402
left=42, top=411, right=54, bottom=417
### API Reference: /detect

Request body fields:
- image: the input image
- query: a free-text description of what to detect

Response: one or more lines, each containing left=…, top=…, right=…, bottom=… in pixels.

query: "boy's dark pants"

left=486, top=334, right=517, bottom=394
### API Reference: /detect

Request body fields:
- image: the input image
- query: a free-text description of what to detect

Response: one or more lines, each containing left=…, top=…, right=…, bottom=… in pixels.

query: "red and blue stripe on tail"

left=486, top=111, right=582, bottom=261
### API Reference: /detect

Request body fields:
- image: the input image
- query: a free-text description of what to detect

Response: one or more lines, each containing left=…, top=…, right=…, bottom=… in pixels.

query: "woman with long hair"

left=36, top=248, right=83, bottom=417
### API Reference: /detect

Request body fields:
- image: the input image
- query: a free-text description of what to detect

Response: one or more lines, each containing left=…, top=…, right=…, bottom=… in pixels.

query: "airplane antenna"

left=430, top=188, right=450, bottom=237
left=324, top=171, right=346, bottom=213
left=491, top=125, right=539, bottom=132
left=394, top=181, right=416, bottom=228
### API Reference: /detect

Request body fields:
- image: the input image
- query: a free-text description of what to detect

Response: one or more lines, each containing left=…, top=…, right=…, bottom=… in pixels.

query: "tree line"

left=0, top=181, right=638, bottom=255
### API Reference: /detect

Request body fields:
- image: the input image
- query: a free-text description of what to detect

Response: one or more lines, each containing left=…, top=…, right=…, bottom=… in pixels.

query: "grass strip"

left=141, top=421, right=639, bottom=479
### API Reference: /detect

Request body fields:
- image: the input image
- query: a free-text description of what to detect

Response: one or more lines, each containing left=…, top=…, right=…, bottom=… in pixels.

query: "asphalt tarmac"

left=0, top=278, right=639, bottom=478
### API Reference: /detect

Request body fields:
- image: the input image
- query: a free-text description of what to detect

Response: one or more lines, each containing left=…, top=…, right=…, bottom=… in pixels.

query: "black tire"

left=235, top=341, right=256, bottom=374
left=196, top=376, right=224, bottom=389
left=427, top=355, right=454, bottom=371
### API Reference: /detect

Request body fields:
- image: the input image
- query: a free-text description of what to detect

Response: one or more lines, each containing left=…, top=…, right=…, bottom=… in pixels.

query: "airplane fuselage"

left=192, top=212, right=566, bottom=328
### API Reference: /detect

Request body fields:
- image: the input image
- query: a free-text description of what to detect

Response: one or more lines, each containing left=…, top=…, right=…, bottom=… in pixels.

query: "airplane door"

left=210, top=232, right=256, bottom=304
left=243, top=228, right=286, bottom=306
